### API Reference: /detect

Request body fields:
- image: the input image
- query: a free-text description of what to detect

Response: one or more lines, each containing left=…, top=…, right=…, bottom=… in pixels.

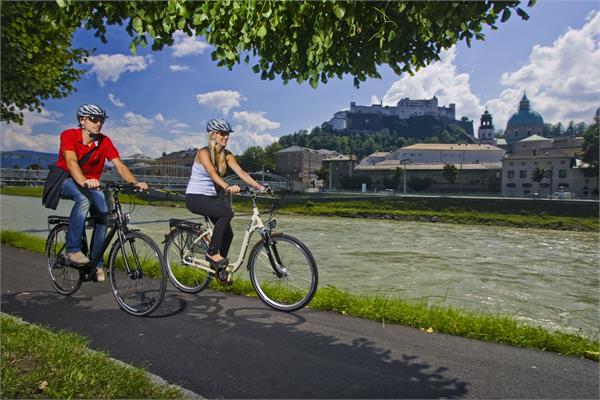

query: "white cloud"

left=169, top=64, right=190, bottom=72
left=497, top=9, right=600, bottom=125
left=382, top=47, right=482, bottom=122
left=86, top=54, right=153, bottom=86
left=0, top=108, right=64, bottom=152
left=370, top=95, right=381, bottom=105
left=196, top=90, right=245, bottom=115
left=108, top=93, right=125, bottom=108
left=228, top=111, right=280, bottom=154
left=105, top=112, right=201, bottom=158
left=172, top=31, right=210, bottom=58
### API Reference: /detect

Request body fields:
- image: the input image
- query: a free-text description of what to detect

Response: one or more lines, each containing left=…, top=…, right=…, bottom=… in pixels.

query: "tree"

left=1, top=0, right=534, bottom=124
left=237, top=146, right=266, bottom=172
left=530, top=167, right=546, bottom=195
left=315, top=167, right=329, bottom=187
left=28, top=164, right=43, bottom=170
left=1, top=2, right=91, bottom=124
left=580, top=115, right=599, bottom=177
left=442, top=163, right=458, bottom=191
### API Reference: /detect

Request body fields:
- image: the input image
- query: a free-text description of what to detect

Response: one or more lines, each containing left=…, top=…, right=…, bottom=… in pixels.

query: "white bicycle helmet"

left=77, top=104, right=108, bottom=119
left=206, top=118, right=233, bottom=133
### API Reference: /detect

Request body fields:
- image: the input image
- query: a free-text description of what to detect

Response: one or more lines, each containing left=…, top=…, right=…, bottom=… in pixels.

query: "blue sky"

left=2, top=1, right=599, bottom=158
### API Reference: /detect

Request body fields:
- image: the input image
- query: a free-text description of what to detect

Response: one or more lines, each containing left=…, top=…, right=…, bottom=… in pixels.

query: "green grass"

left=0, top=314, right=183, bottom=399
left=280, top=201, right=599, bottom=231
left=3, top=230, right=598, bottom=361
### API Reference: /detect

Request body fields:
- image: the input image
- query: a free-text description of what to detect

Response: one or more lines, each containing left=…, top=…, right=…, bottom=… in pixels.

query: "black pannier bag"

left=42, top=165, right=69, bottom=210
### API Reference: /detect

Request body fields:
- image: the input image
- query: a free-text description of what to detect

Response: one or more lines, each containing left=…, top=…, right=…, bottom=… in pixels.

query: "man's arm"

left=111, top=158, right=148, bottom=189
left=64, top=150, right=98, bottom=187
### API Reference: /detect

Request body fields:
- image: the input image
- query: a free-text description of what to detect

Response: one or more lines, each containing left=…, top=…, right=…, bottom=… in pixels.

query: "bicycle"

left=163, top=188, right=318, bottom=312
left=45, top=183, right=167, bottom=316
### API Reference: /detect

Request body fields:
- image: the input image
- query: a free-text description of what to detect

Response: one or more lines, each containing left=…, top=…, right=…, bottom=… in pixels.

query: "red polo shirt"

left=55, top=128, right=120, bottom=179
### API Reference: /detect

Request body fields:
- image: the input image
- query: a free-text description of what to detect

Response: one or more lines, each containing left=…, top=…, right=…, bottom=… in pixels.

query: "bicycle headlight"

left=268, top=219, right=277, bottom=231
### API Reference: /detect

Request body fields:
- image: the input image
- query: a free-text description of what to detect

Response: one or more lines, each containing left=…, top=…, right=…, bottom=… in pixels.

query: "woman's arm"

left=225, top=152, right=265, bottom=191
left=197, top=148, right=233, bottom=191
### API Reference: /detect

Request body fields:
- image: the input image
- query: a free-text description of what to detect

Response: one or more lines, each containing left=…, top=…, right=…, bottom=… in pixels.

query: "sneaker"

left=67, top=251, right=89, bottom=265
left=96, top=268, right=105, bottom=282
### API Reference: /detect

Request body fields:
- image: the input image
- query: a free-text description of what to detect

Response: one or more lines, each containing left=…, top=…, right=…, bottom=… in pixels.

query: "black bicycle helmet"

left=206, top=118, right=233, bottom=133
left=77, top=104, right=108, bottom=119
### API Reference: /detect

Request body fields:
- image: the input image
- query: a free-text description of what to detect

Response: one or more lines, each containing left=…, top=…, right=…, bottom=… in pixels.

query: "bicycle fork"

left=260, top=230, right=287, bottom=278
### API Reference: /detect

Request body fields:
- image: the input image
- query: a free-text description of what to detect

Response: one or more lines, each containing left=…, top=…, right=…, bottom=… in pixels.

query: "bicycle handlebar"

left=83, top=182, right=147, bottom=192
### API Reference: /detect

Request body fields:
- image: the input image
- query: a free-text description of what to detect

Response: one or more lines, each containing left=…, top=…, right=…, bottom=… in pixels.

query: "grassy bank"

left=2, top=230, right=598, bottom=361
left=1, top=314, right=183, bottom=399
left=3, top=185, right=596, bottom=231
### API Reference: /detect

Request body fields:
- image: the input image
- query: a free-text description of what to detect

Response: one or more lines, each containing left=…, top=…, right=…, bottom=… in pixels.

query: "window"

left=522, top=183, right=532, bottom=188
left=540, top=183, right=549, bottom=188
left=519, top=170, right=527, bottom=178
left=559, top=169, right=567, bottom=178
left=509, top=162, right=514, bottom=166
left=560, top=160, right=566, bottom=164
left=521, top=162, right=526, bottom=166
left=507, top=170, right=514, bottom=179
left=559, top=183, right=569, bottom=188
left=506, top=183, right=516, bottom=188
left=534, top=161, right=538, bottom=165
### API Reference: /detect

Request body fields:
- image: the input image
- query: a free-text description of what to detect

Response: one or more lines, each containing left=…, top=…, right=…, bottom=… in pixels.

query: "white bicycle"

left=163, top=188, right=318, bottom=312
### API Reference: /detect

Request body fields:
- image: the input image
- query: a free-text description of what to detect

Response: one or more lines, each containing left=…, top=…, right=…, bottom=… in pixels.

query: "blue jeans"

left=60, top=178, right=108, bottom=267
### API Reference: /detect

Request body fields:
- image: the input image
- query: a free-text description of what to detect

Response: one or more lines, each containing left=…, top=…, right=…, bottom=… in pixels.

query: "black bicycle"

left=45, top=183, right=167, bottom=316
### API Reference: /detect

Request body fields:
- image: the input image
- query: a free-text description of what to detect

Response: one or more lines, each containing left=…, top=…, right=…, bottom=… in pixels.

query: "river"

left=1, top=194, right=598, bottom=338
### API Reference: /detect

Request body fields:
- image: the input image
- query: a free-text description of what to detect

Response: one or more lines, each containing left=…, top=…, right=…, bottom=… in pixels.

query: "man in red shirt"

left=55, top=104, right=148, bottom=282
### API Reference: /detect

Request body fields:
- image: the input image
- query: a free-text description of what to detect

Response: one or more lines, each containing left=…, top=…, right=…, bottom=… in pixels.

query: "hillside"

left=279, top=115, right=476, bottom=159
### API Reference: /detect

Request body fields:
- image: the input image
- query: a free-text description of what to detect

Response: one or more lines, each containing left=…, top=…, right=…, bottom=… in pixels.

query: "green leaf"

left=257, top=25, right=267, bottom=38
left=129, top=40, right=137, bottom=55
left=132, top=17, right=143, bottom=33
left=334, top=5, right=345, bottom=19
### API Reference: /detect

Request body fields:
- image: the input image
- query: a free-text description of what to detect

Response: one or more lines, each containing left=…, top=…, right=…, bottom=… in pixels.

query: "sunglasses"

left=215, top=131, right=231, bottom=137
left=87, top=116, right=105, bottom=124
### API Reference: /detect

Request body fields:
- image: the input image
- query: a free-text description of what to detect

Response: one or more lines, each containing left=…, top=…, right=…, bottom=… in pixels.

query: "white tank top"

left=186, top=161, right=217, bottom=196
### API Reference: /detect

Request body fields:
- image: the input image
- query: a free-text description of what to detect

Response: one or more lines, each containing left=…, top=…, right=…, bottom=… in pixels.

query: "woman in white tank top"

left=185, top=118, right=265, bottom=269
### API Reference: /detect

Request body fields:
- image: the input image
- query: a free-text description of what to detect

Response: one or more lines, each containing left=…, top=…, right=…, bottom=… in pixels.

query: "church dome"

left=507, top=94, right=544, bottom=128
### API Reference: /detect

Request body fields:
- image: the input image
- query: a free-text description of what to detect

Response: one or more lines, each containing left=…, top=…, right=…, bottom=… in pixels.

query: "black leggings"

left=185, top=194, right=234, bottom=257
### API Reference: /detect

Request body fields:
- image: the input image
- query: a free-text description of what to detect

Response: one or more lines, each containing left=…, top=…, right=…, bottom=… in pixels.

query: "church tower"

left=478, top=110, right=496, bottom=145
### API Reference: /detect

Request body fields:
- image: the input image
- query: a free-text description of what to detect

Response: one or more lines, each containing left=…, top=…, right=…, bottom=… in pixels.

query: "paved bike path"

left=1, top=245, right=598, bottom=399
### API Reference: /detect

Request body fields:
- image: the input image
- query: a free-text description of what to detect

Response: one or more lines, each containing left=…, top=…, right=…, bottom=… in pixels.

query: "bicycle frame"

left=180, top=194, right=276, bottom=275
left=50, top=186, right=142, bottom=280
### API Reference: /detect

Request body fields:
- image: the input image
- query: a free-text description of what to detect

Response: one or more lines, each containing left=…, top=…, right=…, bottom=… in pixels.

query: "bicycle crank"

left=215, top=265, right=233, bottom=286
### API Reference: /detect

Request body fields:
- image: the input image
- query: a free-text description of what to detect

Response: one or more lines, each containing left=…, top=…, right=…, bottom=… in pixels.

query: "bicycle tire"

left=108, top=231, right=166, bottom=316
left=164, top=228, right=212, bottom=293
left=46, top=224, right=82, bottom=295
left=248, top=233, right=318, bottom=312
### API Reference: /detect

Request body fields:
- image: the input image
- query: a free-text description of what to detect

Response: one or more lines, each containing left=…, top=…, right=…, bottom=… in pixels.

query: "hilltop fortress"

left=329, top=96, right=460, bottom=131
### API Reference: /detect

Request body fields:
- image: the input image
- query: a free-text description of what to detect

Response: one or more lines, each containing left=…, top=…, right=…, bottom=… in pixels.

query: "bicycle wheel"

left=164, top=228, right=212, bottom=293
left=46, top=225, right=82, bottom=295
left=108, top=231, right=166, bottom=316
left=248, top=233, right=318, bottom=312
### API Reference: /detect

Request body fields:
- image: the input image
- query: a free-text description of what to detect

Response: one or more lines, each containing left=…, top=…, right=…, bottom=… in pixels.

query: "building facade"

left=501, top=135, right=596, bottom=197
left=322, top=155, right=359, bottom=190
left=355, top=143, right=505, bottom=193
left=154, top=149, right=197, bottom=177
left=274, top=146, right=337, bottom=187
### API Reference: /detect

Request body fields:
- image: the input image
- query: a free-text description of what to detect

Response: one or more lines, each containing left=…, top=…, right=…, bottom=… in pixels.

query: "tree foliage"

left=442, top=163, right=458, bottom=186
left=1, top=2, right=91, bottom=124
left=1, top=0, right=534, bottom=124
left=580, top=114, right=599, bottom=177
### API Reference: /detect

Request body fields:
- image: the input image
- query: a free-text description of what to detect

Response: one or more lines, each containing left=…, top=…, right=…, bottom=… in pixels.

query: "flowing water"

left=1, top=194, right=598, bottom=338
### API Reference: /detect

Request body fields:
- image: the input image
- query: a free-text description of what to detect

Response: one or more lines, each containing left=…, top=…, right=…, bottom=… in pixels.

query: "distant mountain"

left=0, top=149, right=57, bottom=169
left=278, top=115, right=476, bottom=160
